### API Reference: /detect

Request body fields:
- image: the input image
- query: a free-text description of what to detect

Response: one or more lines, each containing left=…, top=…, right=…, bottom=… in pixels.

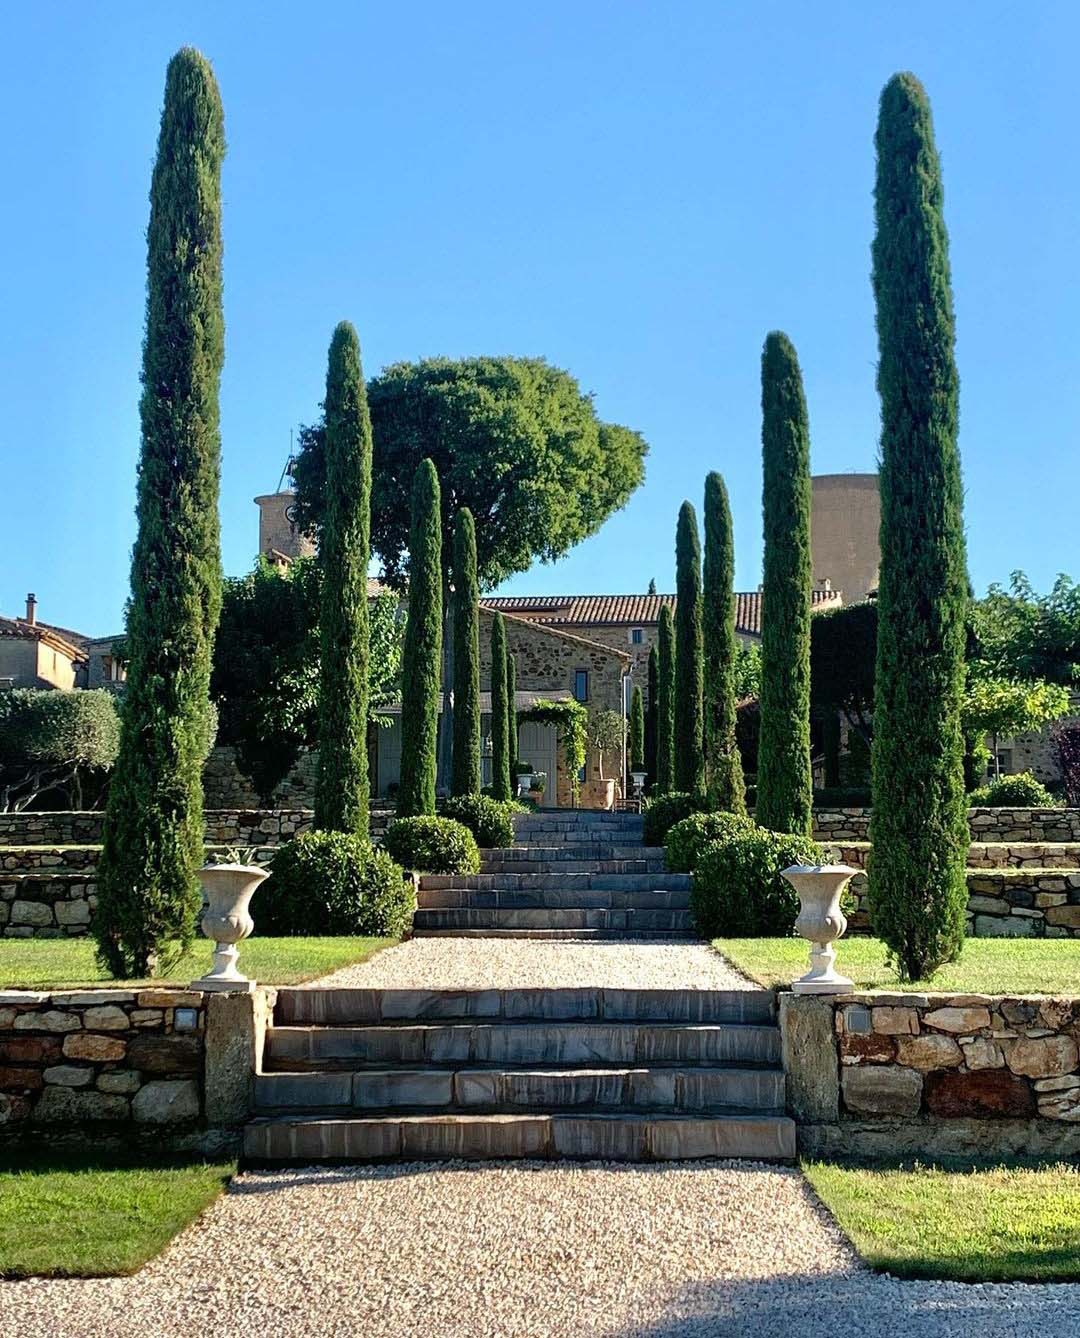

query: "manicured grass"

left=0, top=935, right=394, bottom=989
left=804, top=1158, right=1080, bottom=1282
left=0, top=1149, right=235, bottom=1278
left=714, top=936, right=1080, bottom=994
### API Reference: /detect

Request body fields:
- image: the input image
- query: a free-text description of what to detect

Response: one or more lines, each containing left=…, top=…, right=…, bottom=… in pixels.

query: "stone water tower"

left=810, top=473, right=880, bottom=604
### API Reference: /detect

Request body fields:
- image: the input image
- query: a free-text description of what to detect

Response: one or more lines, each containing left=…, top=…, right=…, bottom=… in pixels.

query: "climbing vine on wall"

left=516, top=698, right=588, bottom=803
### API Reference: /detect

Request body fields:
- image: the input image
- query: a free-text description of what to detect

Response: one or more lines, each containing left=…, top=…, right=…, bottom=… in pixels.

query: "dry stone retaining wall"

left=0, top=986, right=272, bottom=1149
left=844, top=870, right=1080, bottom=939
left=813, top=807, right=1080, bottom=843
left=782, top=991, right=1080, bottom=1158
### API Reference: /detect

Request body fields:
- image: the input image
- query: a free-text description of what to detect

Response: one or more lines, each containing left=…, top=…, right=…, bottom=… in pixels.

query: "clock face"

left=284, top=503, right=298, bottom=526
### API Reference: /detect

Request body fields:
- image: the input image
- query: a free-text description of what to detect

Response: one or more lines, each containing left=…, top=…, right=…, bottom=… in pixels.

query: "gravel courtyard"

left=3, top=1160, right=1079, bottom=1338
left=312, top=935, right=758, bottom=990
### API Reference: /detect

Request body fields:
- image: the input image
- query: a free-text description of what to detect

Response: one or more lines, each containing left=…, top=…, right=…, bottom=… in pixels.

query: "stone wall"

left=782, top=991, right=1080, bottom=1158
left=203, top=745, right=319, bottom=810
left=0, top=808, right=319, bottom=848
left=1, top=877, right=96, bottom=937
left=841, top=870, right=1080, bottom=939
left=813, top=807, right=1080, bottom=843
left=0, top=986, right=271, bottom=1148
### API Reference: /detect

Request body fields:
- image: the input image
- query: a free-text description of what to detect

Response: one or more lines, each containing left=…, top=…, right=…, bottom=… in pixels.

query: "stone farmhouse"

left=8, top=468, right=1069, bottom=807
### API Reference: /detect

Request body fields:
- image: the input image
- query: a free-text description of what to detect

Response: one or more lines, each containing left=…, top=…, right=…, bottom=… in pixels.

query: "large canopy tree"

left=0, top=690, right=120, bottom=812
left=95, top=49, right=225, bottom=977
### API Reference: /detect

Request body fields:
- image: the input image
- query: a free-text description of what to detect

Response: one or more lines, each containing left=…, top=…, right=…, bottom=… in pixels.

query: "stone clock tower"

left=254, top=490, right=315, bottom=564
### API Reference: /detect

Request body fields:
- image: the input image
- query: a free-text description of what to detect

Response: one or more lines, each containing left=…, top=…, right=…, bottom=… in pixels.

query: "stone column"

left=204, top=987, right=276, bottom=1126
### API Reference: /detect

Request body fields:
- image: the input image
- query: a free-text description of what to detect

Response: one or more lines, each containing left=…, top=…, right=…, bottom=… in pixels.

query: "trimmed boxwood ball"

left=384, top=815, right=480, bottom=874
left=441, top=795, right=517, bottom=849
left=665, top=811, right=755, bottom=873
left=690, top=825, right=824, bottom=938
left=969, top=772, right=1060, bottom=809
left=262, top=831, right=413, bottom=936
left=643, top=791, right=704, bottom=846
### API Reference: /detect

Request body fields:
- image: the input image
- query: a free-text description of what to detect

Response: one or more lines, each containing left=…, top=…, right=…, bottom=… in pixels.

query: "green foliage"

left=517, top=698, right=588, bottom=802
left=702, top=472, right=746, bottom=813
left=757, top=331, right=813, bottom=838
left=674, top=501, right=705, bottom=795
left=656, top=605, right=676, bottom=793
left=972, top=572, right=1080, bottom=687
left=96, top=50, right=226, bottom=979
left=644, top=646, right=659, bottom=786
left=451, top=508, right=481, bottom=796
left=642, top=791, right=704, bottom=846
left=629, top=685, right=645, bottom=772
left=963, top=677, right=1071, bottom=756
left=507, top=654, right=518, bottom=780
left=969, top=772, right=1060, bottom=808
left=588, top=708, right=624, bottom=781
left=397, top=460, right=443, bottom=817
left=0, top=690, right=120, bottom=812
left=262, top=831, right=412, bottom=936
left=691, top=825, right=824, bottom=938
left=489, top=613, right=512, bottom=801
left=292, top=357, right=647, bottom=590
left=384, top=815, right=480, bottom=874
left=315, top=321, right=373, bottom=835
left=441, top=794, right=517, bottom=848
left=869, top=73, right=970, bottom=982
left=734, top=642, right=762, bottom=701
left=212, top=563, right=402, bottom=803
left=810, top=601, right=878, bottom=745
left=665, top=810, right=755, bottom=873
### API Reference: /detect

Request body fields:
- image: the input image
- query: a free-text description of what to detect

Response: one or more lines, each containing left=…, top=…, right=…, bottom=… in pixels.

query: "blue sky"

left=2, top=2, right=1077, bottom=635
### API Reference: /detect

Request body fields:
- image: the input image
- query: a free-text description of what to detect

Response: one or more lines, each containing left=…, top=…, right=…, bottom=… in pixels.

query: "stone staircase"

left=243, top=985, right=794, bottom=1163
left=413, top=811, right=694, bottom=940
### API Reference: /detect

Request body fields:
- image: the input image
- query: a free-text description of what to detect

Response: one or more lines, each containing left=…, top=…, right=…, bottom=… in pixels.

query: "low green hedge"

left=969, top=771, right=1061, bottom=808
left=690, top=825, right=824, bottom=937
left=441, top=794, right=517, bottom=849
left=384, top=815, right=480, bottom=873
left=262, top=832, right=413, bottom=936
left=665, top=811, right=755, bottom=872
left=643, top=792, right=705, bottom=846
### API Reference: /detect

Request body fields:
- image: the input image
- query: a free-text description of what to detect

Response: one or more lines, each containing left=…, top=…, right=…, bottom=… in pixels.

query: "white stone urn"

left=630, top=769, right=647, bottom=796
left=191, top=863, right=269, bottom=992
left=781, top=864, right=858, bottom=995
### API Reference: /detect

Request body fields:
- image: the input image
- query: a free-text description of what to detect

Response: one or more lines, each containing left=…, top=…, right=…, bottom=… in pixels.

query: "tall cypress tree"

left=507, top=652, right=518, bottom=783
left=95, top=50, right=225, bottom=977
left=451, top=507, right=481, bottom=796
left=657, top=605, right=676, bottom=794
left=757, top=332, right=813, bottom=837
left=490, top=613, right=512, bottom=801
left=644, top=644, right=659, bottom=787
left=629, top=684, right=645, bottom=773
left=703, top=472, right=746, bottom=814
left=674, top=502, right=705, bottom=795
left=314, top=322, right=372, bottom=835
left=869, top=73, right=968, bottom=980
left=397, top=459, right=442, bottom=816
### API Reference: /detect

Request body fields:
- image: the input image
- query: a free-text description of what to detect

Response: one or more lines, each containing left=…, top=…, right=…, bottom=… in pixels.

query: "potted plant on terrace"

left=586, top=709, right=625, bottom=811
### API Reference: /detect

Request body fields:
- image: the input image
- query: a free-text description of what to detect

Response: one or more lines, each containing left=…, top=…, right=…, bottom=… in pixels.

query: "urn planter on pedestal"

left=191, top=863, right=269, bottom=992
left=781, top=863, right=858, bottom=995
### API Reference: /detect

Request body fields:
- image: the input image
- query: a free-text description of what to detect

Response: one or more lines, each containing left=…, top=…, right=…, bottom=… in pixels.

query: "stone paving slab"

left=5, top=1161, right=1080, bottom=1337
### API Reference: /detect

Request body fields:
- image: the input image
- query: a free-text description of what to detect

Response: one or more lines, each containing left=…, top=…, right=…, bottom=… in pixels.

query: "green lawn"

left=0, top=1149, right=235, bottom=1278
left=804, top=1159, right=1080, bottom=1282
left=0, top=935, right=394, bottom=989
left=714, top=936, right=1080, bottom=994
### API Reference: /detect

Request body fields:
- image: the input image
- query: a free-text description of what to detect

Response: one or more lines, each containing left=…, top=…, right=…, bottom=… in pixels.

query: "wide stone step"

left=412, top=927, right=701, bottom=941
left=255, top=1064, right=785, bottom=1114
left=418, top=887, right=690, bottom=911
left=417, top=872, right=691, bottom=892
left=481, top=855, right=667, bottom=874
left=243, top=1111, right=796, bottom=1163
left=265, top=1020, right=781, bottom=1069
left=490, top=845, right=664, bottom=861
left=412, top=907, right=692, bottom=934
left=273, top=987, right=773, bottom=1026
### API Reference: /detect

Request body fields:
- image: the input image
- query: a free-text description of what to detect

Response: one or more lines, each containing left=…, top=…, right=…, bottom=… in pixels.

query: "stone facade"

left=784, top=991, right=1080, bottom=1158
left=1, top=877, right=97, bottom=938
left=203, top=744, right=320, bottom=809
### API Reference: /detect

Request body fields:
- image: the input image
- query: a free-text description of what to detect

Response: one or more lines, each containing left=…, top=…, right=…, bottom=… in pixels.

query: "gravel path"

left=4, top=1160, right=1078, bottom=1338
left=312, top=936, right=758, bottom=990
